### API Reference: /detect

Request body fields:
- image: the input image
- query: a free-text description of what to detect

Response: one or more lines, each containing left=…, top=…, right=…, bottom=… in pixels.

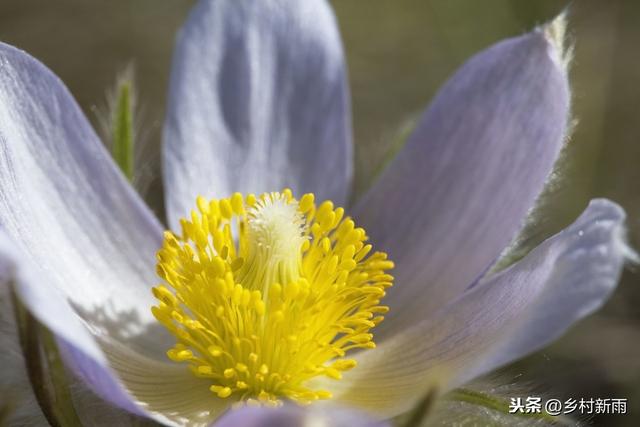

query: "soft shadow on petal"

left=163, top=0, right=353, bottom=229
left=354, top=19, right=571, bottom=338
left=0, top=233, right=158, bottom=422
left=213, top=404, right=389, bottom=427
left=0, top=43, right=195, bottom=423
left=82, top=335, right=231, bottom=426
left=323, top=199, right=629, bottom=418
left=0, top=42, right=168, bottom=352
left=1, top=234, right=230, bottom=426
left=1, top=242, right=149, bottom=427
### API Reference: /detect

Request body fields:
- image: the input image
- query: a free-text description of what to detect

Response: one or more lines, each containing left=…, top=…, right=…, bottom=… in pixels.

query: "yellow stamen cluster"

left=152, top=190, right=393, bottom=406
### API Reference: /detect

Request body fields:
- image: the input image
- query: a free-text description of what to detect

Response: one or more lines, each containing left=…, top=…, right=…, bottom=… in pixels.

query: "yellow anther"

left=331, top=359, right=357, bottom=371
left=284, top=281, right=300, bottom=300
left=321, top=237, right=331, bottom=254
left=168, top=349, right=193, bottom=362
left=232, top=284, right=243, bottom=305
left=196, top=196, right=209, bottom=214
left=197, top=366, right=213, bottom=375
left=231, top=192, right=245, bottom=215
left=342, top=245, right=356, bottom=260
left=269, top=283, right=282, bottom=300
left=299, top=193, right=314, bottom=213
left=339, top=259, right=357, bottom=271
left=220, top=199, right=233, bottom=219
left=211, top=386, right=232, bottom=398
left=230, top=257, right=244, bottom=271
left=258, top=390, right=271, bottom=402
left=255, top=300, right=266, bottom=315
left=152, top=286, right=177, bottom=306
left=208, top=200, right=220, bottom=218
left=152, top=190, right=393, bottom=406
left=317, top=390, right=333, bottom=400
left=325, top=368, right=341, bottom=380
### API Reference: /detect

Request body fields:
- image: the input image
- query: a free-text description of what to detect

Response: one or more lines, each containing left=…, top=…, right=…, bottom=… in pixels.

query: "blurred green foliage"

left=0, top=1, right=638, bottom=426
left=110, top=76, right=135, bottom=181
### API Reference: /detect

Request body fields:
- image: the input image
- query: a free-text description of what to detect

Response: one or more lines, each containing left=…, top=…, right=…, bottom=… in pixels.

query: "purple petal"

left=163, top=0, right=353, bottom=229
left=0, top=42, right=198, bottom=423
left=325, top=199, right=629, bottom=418
left=0, top=233, right=151, bottom=420
left=0, top=41, right=165, bottom=346
left=60, top=335, right=230, bottom=426
left=354, top=19, right=571, bottom=337
left=1, top=233, right=231, bottom=426
left=213, top=404, right=389, bottom=427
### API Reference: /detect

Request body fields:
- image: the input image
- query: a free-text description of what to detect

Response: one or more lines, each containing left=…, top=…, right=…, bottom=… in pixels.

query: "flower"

left=153, top=190, right=394, bottom=405
left=0, top=0, right=633, bottom=426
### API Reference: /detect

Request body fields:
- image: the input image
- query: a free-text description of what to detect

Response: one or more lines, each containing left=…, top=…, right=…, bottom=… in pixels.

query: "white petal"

left=83, top=335, right=231, bottom=426
left=0, top=42, right=185, bottom=421
left=323, top=199, right=629, bottom=418
left=163, top=0, right=353, bottom=229
left=1, top=235, right=229, bottom=426
left=0, top=234, right=153, bottom=420
left=354, top=18, right=571, bottom=339
left=0, top=42, right=165, bottom=345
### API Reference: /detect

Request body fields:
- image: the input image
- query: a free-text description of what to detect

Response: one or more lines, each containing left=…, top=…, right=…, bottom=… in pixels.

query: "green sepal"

left=111, top=76, right=135, bottom=181
left=11, top=287, right=83, bottom=427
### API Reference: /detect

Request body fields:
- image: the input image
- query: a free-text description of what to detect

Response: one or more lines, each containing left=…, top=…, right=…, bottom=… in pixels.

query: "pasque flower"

left=0, top=0, right=633, bottom=425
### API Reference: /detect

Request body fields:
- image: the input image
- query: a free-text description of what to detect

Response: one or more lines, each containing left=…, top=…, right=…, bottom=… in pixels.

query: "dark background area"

left=0, top=1, right=638, bottom=425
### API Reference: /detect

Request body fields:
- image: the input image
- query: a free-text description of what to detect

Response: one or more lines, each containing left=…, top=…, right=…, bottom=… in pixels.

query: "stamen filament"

left=152, top=190, right=393, bottom=406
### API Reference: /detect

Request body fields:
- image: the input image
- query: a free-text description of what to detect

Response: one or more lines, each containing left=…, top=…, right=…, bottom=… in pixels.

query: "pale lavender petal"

left=0, top=42, right=165, bottom=345
left=1, top=233, right=232, bottom=426
left=324, top=199, right=629, bottom=417
left=0, top=293, right=140, bottom=427
left=354, top=19, right=571, bottom=337
left=64, top=335, right=231, bottom=426
left=163, top=0, right=353, bottom=229
left=0, top=233, right=153, bottom=421
left=0, top=42, right=202, bottom=423
left=213, top=404, right=389, bottom=427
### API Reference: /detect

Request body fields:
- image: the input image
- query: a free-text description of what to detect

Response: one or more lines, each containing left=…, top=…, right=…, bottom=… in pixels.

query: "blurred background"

left=0, top=1, right=638, bottom=425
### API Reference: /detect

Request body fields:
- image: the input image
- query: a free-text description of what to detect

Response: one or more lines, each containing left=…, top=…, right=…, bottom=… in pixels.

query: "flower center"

left=152, top=190, right=393, bottom=406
